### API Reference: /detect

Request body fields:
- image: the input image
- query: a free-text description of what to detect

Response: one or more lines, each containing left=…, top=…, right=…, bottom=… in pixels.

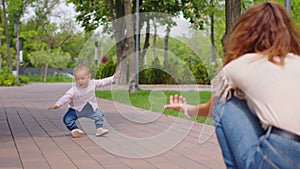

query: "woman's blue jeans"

left=213, top=96, right=300, bottom=169
left=63, top=103, right=104, bottom=130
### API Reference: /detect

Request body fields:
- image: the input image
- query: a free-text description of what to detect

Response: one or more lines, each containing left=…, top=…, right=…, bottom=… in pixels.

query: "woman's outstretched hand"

left=164, top=94, right=187, bottom=113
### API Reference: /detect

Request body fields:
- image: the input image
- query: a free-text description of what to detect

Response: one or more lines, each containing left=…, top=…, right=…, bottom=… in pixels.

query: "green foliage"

left=96, top=61, right=117, bottom=79
left=7, top=0, right=25, bottom=24
left=28, top=48, right=71, bottom=69
left=0, top=67, right=31, bottom=86
left=28, top=50, right=51, bottom=68
left=28, top=48, right=71, bottom=81
left=192, top=63, right=210, bottom=85
left=139, top=56, right=210, bottom=85
left=61, top=32, right=89, bottom=67
left=162, top=59, right=177, bottom=84
left=67, top=0, right=110, bottom=32
left=167, top=37, right=202, bottom=65
left=139, top=58, right=169, bottom=84
left=49, top=48, right=72, bottom=69
left=291, top=0, right=300, bottom=27
left=0, top=67, right=15, bottom=86
left=148, top=58, right=167, bottom=84
left=3, top=0, right=300, bottom=81
left=19, top=76, right=29, bottom=84
left=68, top=0, right=212, bottom=34
left=181, top=0, right=209, bottom=30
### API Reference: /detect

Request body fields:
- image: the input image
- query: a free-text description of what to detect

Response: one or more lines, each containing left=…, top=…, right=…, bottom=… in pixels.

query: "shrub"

left=139, top=58, right=168, bottom=84
left=3, top=79, right=14, bottom=86
left=192, top=63, right=210, bottom=85
left=163, top=59, right=177, bottom=84
left=0, top=67, right=16, bottom=86
left=138, top=68, right=151, bottom=84
left=19, top=76, right=29, bottom=84
left=96, top=61, right=117, bottom=79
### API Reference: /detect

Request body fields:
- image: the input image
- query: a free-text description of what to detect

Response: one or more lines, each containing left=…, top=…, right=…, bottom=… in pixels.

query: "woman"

left=164, top=2, right=300, bottom=168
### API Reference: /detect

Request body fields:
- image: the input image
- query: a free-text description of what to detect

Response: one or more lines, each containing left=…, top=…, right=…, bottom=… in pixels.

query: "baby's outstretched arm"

left=48, top=105, right=60, bottom=109
left=113, top=70, right=120, bottom=80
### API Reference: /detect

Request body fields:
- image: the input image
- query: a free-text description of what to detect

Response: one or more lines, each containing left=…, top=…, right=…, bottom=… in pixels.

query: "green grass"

left=96, top=89, right=213, bottom=125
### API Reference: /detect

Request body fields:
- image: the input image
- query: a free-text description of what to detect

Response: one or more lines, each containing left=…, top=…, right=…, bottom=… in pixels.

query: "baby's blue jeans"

left=213, top=96, right=300, bottom=169
left=63, top=103, right=104, bottom=130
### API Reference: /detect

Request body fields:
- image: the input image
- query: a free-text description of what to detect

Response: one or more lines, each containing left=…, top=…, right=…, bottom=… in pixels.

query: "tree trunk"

left=14, top=24, right=20, bottom=82
left=140, top=18, right=150, bottom=62
left=43, top=63, right=48, bottom=82
left=153, top=19, right=157, bottom=60
left=164, top=24, right=171, bottom=61
left=221, top=0, right=241, bottom=49
left=2, top=0, right=13, bottom=71
left=210, top=1, right=217, bottom=62
left=109, top=0, right=128, bottom=84
left=117, top=48, right=128, bottom=84
left=124, top=0, right=136, bottom=85
left=0, top=11, right=2, bottom=70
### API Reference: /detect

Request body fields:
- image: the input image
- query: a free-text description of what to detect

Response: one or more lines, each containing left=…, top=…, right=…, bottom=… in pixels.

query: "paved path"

left=0, top=83, right=225, bottom=169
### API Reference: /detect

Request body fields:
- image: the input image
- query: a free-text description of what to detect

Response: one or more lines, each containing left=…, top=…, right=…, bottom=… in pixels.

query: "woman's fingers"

left=174, top=94, right=179, bottom=104
left=169, top=95, right=186, bottom=104
left=164, top=95, right=187, bottom=112
left=169, top=95, right=174, bottom=104
left=182, top=97, right=187, bottom=104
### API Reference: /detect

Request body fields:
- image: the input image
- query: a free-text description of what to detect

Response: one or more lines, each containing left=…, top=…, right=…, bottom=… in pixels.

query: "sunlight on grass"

left=96, top=89, right=213, bottom=125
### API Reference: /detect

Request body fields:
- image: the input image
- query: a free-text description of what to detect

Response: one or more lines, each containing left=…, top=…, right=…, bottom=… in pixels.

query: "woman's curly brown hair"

left=223, top=2, right=300, bottom=66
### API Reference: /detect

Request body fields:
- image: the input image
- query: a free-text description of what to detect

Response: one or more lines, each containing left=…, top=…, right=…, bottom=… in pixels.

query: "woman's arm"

left=164, top=95, right=214, bottom=118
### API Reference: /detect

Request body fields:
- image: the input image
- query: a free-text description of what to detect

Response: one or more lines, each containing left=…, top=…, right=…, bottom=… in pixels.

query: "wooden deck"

left=0, top=83, right=225, bottom=169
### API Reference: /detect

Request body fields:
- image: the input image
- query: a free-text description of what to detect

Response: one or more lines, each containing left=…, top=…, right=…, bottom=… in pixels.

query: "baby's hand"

left=48, top=105, right=60, bottom=109
left=113, top=70, right=121, bottom=80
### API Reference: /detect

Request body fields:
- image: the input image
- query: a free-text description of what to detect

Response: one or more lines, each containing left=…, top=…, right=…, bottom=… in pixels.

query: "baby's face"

left=75, top=69, right=90, bottom=88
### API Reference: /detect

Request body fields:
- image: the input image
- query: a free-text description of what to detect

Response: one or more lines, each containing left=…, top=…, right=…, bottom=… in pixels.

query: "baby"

left=49, top=64, right=120, bottom=138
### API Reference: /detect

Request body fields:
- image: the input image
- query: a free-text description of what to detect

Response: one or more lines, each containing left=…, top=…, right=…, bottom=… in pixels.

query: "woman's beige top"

left=212, top=53, right=300, bottom=136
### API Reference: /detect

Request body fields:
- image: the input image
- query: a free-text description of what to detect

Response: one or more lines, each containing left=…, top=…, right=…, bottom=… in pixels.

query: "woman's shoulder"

left=287, top=53, right=300, bottom=59
left=223, top=53, right=261, bottom=70
left=234, top=53, right=263, bottom=62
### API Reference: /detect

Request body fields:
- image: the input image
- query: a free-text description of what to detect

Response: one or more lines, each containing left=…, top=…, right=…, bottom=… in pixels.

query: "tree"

left=29, top=0, right=74, bottom=49
left=29, top=48, right=71, bottom=82
left=61, top=32, right=89, bottom=67
left=7, top=0, right=24, bottom=78
left=2, top=0, right=13, bottom=70
left=0, top=9, right=2, bottom=70
left=69, top=0, right=138, bottom=84
left=152, top=18, right=157, bottom=60
left=141, top=1, right=180, bottom=62
left=50, top=48, right=71, bottom=69
left=69, top=0, right=210, bottom=85
left=208, top=0, right=218, bottom=62
left=124, top=0, right=136, bottom=84
left=222, top=0, right=241, bottom=48
left=22, top=0, right=80, bottom=71
left=28, top=50, right=51, bottom=81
